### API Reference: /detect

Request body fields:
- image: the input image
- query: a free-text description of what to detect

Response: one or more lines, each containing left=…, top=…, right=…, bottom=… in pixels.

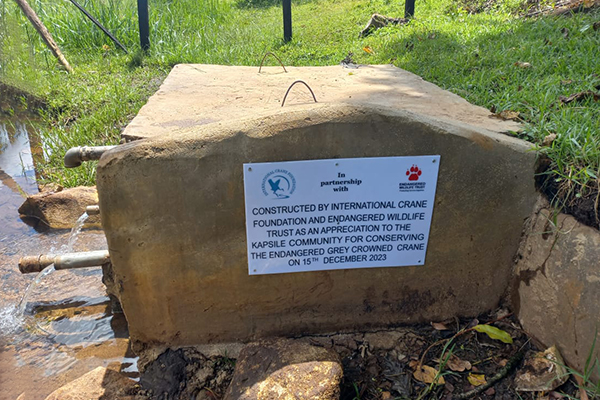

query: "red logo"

left=406, top=165, right=422, bottom=181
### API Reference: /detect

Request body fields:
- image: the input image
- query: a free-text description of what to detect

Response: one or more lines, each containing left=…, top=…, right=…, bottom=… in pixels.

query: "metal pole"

left=404, top=0, right=415, bottom=18
left=282, top=0, right=292, bottom=43
left=137, top=0, right=150, bottom=50
left=68, top=0, right=128, bottom=53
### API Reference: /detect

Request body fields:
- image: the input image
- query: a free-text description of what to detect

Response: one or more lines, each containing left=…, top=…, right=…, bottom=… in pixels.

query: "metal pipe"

left=86, top=205, right=100, bottom=215
left=64, top=146, right=117, bottom=168
left=19, top=250, right=110, bottom=274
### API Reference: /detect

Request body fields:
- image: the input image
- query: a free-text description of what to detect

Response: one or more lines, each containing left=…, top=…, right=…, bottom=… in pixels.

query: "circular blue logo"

left=261, top=169, right=296, bottom=199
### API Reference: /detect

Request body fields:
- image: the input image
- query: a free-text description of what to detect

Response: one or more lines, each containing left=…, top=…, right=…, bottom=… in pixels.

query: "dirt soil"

left=135, top=311, right=582, bottom=400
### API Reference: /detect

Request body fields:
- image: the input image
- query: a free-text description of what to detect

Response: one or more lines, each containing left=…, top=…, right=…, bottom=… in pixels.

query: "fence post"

left=404, top=0, right=415, bottom=18
left=282, top=0, right=292, bottom=42
left=137, top=0, right=150, bottom=50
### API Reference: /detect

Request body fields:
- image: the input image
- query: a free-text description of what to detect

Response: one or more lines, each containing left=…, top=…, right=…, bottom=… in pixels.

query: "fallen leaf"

left=542, top=133, right=557, bottom=147
left=466, top=318, right=479, bottom=329
left=447, top=354, right=472, bottom=372
left=485, top=387, right=496, bottom=396
left=515, top=346, right=569, bottom=392
left=473, top=325, right=513, bottom=343
left=498, top=359, right=508, bottom=367
left=362, top=46, right=374, bottom=54
left=559, top=91, right=600, bottom=104
left=491, top=110, right=520, bottom=121
left=381, top=391, right=392, bottom=400
left=574, top=375, right=589, bottom=400
left=413, top=365, right=445, bottom=385
left=468, top=373, right=487, bottom=386
left=515, top=61, right=532, bottom=68
left=431, top=322, right=449, bottom=331
left=409, top=359, right=420, bottom=369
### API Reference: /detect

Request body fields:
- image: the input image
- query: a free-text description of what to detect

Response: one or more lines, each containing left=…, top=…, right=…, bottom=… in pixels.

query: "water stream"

left=0, top=116, right=136, bottom=400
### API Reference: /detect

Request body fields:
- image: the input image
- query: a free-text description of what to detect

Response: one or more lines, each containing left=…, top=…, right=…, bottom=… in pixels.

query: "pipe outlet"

left=19, top=250, right=110, bottom=274
left=64, top=146, right=117, bottom=168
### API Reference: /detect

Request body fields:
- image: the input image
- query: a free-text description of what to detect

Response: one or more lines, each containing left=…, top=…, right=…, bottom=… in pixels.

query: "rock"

left=18, top=186, right=100, bottom=230
left=44, top=366, right=137, bottom=400
left=223, top=338, right=343, bottom=400
left=139, top=349, right=187, bottom=399
left=359, top=14, right=408, bottom=38
left=364, top=330, right=408, bottom=351
left=514, top=346, right=568, bottom=391
left=513, top=196, right=600, bottom=380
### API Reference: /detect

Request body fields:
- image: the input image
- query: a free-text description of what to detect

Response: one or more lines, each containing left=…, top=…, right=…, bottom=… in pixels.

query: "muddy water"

left=0, top=118, right=137, bottom=400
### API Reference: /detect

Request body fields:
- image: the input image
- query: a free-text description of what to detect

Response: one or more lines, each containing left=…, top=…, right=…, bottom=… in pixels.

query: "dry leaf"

left=515, top=61, right=532, bottom=68
left=485, top=387, right=496, bottom=396
left=381, top=391, right=392, bottom=400
left=447, top=354, right=472, bottom=372
left=515, top=346, right=569, bottom=392
left=574, top=375, right=589, bottom=400
left=409, top=359, right=420, bottom=369
left=431, top=322, right=449, bottom=331
left=542, top=133, right=557, bottom=147
left=559, top=91, right=600, bottom=104
left=498, top=359, right=509, bottom=367
left=468, top=373, right=487, bottom=386
left=362, top=46, right=374, bottom=54
left=497, top=110, right=520, bottom=121
left=413, top=365, right=445, bottom=385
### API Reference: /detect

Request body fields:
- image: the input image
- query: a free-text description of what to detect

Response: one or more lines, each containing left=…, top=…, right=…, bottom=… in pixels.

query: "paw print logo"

left=406, top=165, right=422, bottom=181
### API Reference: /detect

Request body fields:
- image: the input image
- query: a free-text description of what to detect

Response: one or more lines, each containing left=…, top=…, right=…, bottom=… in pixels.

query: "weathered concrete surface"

left=18, top=186, right=100, bottom=229
left=44, top=366, right=137, bottom=400
left=121, top=64, right=521, bottom=141
left=97, top=95, right=537, bottom=349
left=224, top=338, right=343, bottom=400
left=512, top=197, right=600, bottom=376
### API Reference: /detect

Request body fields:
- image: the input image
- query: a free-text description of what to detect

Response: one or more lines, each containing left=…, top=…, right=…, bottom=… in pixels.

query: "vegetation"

left=0, top=0, right=599, bottom=221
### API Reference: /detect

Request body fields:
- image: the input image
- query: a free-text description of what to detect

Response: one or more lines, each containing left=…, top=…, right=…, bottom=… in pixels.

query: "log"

left=13, top=0, right=73, bottom=73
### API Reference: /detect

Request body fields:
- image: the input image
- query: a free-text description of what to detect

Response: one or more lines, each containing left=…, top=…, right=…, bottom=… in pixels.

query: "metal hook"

left=258, top=52, right=287, bottom=73
left=281, top=80, right=318, bottom=107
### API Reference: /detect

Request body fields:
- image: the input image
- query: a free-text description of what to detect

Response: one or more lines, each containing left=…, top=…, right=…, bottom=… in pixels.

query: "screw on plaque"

left=258, top=52, right=287, bottom=74
left=281, top=80, right=318, bottom=107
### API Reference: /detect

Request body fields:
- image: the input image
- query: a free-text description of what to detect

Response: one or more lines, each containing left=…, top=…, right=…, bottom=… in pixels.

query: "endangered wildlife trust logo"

left=399, top=164, right=426, bottom=192
left=406, top=165, right=422, bottom=181
left=262, top=169, right=296, bottom=199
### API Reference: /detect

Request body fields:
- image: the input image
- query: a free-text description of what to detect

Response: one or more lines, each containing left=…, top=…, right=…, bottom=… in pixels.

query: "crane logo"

left=261, top=169, right=296, bottom=199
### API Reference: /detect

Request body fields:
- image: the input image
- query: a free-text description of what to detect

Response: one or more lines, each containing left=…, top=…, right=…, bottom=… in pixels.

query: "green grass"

left=1, top=0, right=599, bottom=217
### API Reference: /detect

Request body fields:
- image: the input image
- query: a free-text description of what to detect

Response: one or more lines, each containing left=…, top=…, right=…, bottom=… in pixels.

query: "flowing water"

left=0, top=117, right=137, bottom=400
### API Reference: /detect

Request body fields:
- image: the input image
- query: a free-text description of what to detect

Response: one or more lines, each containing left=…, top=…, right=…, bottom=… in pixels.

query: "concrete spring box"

left=96, top=64, right=537, bottom=350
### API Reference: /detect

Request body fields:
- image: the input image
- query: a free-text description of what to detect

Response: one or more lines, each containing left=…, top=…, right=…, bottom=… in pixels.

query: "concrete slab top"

left=122, top=64, right=521, bottom=141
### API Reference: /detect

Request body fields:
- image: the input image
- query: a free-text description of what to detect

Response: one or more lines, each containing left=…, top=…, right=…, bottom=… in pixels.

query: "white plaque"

left=243, top=156, right=440, bottom=275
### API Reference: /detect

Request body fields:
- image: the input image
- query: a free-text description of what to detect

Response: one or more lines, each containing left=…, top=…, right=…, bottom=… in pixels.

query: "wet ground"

left=0, top=117, right=137, bottom=400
